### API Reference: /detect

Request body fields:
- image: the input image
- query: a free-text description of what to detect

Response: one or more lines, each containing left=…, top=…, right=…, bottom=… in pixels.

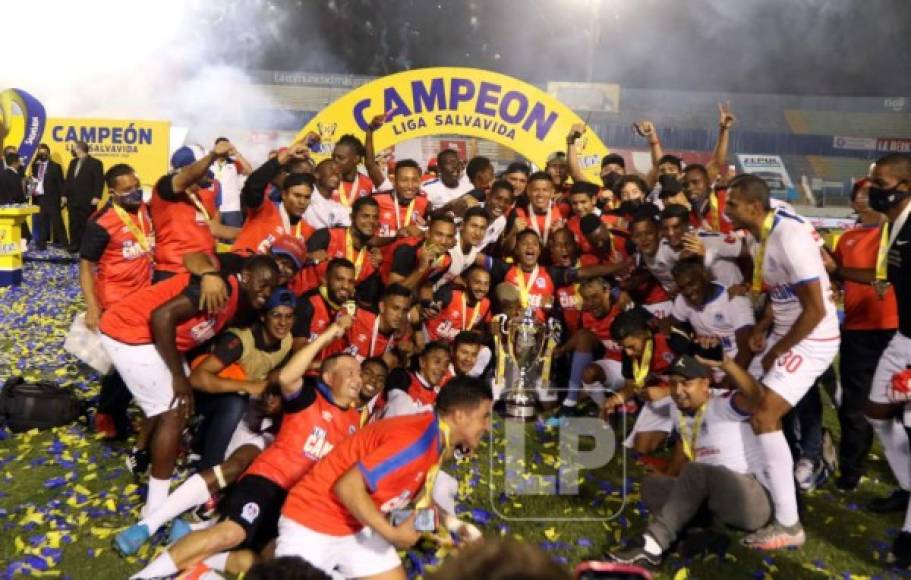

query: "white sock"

left=131, top=550, right=177, bottom=579
left=758, top=431, right=799, bottom=527
left=868, top=418, right=911, bottom=491
left=141, top=474, right=210, bottom=535
left=145, top=476, right=172, bottom=516
left=643, top=533, right=662, bottom=556
left=203, top=551, right=230, bottom=572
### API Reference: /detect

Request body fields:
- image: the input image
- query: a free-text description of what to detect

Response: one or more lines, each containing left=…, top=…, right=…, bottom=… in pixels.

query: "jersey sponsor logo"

left=768, top=284, right=797, bottom=301
left=240, top=502, right=260, bottom=524
left=121, top=240, right=147, bottom=260
left=535, top=277, right=546, bottom=289
left=559, top=292, right=581, bottom=309
left=302, top=426, right=334, bottom=460
left=189, top=318, right=217, bottom=344
left=380, top=490, right=412, bottom=513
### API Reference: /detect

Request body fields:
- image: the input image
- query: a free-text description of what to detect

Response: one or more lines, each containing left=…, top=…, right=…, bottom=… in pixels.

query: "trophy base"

left=504, top=390, right=537, bottom=421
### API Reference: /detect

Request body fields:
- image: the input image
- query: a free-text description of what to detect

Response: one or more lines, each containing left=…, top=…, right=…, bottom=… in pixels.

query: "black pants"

left=194, top=392, right=248, bottom=470
left=38, top=194, right=68, bottom=247
left=67, top=202, right=93, bottom=252
left=839, top=329, right=896, bottom=479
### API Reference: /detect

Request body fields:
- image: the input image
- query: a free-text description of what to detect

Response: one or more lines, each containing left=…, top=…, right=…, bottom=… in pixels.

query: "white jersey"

left=670, top=391, right=767, bottom=487
left=435, top=233, right=482, bottom=290
left=303, top=190, right=351, bottom=229
left=212, top=159, right=246, bottom=213
left=480, top=213, right=507, bottom=250
left=424, top=175, right=474, bottom=210
left=670, top=282, right=755, bottom=359
left=749, top=210, right=839, bottom=340
left=642, top=233, right=744, bottom=293
left=379, top=388, right=434, bottom=419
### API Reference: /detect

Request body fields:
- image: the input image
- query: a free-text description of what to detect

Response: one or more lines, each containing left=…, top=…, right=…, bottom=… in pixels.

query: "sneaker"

left=890, top=531, right=911, bottom=567
left=94, top=412, right=118, bottom=439
left=192, top=494, right=219, bottom=522
left=167, top=518, right=192, bottom=544
left=114, top=523, right=150, bottom=556
left=607, top=543, right=662, bottom=567
left=794, top=458, right=816, bottom=491
left=742, top=521, right=806, bottom=550
left=125, top=447, right=150, bottom=478
left=868, top=489, right=910, bottom=513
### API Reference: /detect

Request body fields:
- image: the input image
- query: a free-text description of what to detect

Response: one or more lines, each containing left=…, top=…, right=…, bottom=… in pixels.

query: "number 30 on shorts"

left=776, top=350, right=804, bottom=373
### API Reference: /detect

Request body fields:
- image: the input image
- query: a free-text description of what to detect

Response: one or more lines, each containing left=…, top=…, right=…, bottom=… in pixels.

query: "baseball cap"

left=667, top=355, right=710, bottom=380
left=269, top=235, right=308, bottom=271
left=171, top=144, right=215, bottom=179
left=265, top=287, right=297, bottom=311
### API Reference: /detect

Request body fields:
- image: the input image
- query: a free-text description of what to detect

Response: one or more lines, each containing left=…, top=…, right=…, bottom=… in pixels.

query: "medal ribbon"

left=632, top=338, right=653, bottom=388
left=679, top=403, right=707, bottom=460
left=112, top=203, right=150, bottom=253
left=345, top=229, right=366, bottom=279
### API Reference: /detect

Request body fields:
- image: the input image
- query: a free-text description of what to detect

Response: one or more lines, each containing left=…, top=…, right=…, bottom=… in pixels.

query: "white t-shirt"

left=670, top=391, right=767, bottom=487
left=424, top=175, right=474, bottom=210
left=642, top=233, right=745, bottom=293
left=748, top=210, right=840, bottom=340
left=212, top=159, right=246, bottom=213
left=303, top=190, right=351, bottom=229
left=671, top=282, right=755, bottom=359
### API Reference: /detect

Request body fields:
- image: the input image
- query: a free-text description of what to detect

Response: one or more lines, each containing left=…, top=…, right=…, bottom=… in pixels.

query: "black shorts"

left=220, top=474, right=287, bottom=551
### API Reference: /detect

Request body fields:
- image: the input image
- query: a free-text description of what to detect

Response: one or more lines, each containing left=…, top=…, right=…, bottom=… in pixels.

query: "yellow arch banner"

left=294, top=67, right=609, bottom=183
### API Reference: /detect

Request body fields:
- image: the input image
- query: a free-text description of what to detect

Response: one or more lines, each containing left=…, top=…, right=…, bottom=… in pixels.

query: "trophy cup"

left=498, top=307, right=560, bottom=419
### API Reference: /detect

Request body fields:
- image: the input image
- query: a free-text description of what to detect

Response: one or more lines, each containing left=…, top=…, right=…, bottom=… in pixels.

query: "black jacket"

left=0, top=167, right=26, bottom=205
left=65, top=155, right=104, bottom=205
left=31, top=159, right=65, bottom=197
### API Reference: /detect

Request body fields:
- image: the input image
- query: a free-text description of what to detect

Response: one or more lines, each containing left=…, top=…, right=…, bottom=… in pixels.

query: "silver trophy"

left=497, top=307, right=560, bottom=419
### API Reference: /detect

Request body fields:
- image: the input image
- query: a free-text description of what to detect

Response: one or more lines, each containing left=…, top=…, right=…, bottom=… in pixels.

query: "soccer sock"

left=564, top=352, right=593, bottom=407
left=869, top=418, right=911, bottom=490
left=144, top=476, right=172, bottom=517
left=203, top=552, right=230, bottom=572
left=130, top=550, right=177, bottom=579
left=758, top=431, right=800, bottom=527
left=141, top=474, right=210, bottom=535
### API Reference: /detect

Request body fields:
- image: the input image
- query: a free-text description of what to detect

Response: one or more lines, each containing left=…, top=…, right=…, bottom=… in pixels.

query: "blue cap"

left=171, top=145, right=214, bottom=179
left=265, top=287, right=297, bottom=311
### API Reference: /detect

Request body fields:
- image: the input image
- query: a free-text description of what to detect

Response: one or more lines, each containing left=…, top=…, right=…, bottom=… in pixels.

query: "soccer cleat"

left=114, top=523, right=150, bottom=556
left=168, top=518, right=192, bottom=544
left=742, top=521, right=806, bottom=550
left=125, top=447, right=150, bottom=478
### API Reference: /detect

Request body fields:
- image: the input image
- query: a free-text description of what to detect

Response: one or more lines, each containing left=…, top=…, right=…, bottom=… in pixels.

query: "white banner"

left=737, top=154, right=797, bottom=201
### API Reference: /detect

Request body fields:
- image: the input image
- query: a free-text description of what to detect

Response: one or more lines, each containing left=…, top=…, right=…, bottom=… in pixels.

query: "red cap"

left=269, top=234, right=308, bottom=271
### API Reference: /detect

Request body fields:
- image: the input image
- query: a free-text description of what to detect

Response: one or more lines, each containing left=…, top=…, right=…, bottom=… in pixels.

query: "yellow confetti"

left=674, top=568, right=690, bottom=580
left=543, top=527, right=559, bottom=541
left=15, top=536, right=25, bottom=553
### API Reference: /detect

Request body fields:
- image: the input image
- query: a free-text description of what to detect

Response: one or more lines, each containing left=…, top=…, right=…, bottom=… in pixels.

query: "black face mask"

left=601, top=171, right=621, bottom=191
left=869, top=183, right=910, bottom=213
left=37, top=154, right=48, bottom=161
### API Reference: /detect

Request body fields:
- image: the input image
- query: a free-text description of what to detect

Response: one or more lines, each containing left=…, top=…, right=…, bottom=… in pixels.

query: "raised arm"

left=364, top=114, right=388, bottom=189
left=566, top=122, right=588, bottom=184
left=706, top=102, right=735, bottom=182
left=278, top=315, right=353, bottom=397
left=634, top=120, right=663, bottom=188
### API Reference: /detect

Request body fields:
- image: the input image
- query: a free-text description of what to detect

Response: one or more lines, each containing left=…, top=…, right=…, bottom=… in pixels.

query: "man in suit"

left=30, top=143, right=68, bottom=250
left=64, top=140, right=103, bottom=253
left=0, top=152, right=31, bottom=243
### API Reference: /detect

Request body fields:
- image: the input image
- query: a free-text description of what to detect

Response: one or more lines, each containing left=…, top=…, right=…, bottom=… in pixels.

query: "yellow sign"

left=4, top=116, right=170, bottom=187
left=295, top=67, right=610, bottom=182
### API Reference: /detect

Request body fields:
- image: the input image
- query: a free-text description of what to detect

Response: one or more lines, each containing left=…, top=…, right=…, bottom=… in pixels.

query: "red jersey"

left=835, top=224, right=898, bottom=331
left=331, top=173, right=374, bottom=206
left=553, top=256, right=598, bottom=334
left=581, top=303, right=624, bottom=361
left=402, top=371, right=441, bottom=407
left=385, top=240, right=452, bottom=287
left=512, top=204, right=567, bottom=245
left=343, top=308, right=395, bottom=362
left=99, top=274, right=240, bottom=352
left=150, top=178, right=219, bottom=274
left=244, top=380, right=360, bottom=490
left=622, top=332, right=676, bottom=385
left=373, top=191, right=430, bottom=238
left=80, top=204, right=154, bottom=309
left=293, top=290, right=347, bottom=363
left=232, top=199, right=314, bottom=254
left=566, top=213, right=626, bottom=256
left=294, top=227, right=378, bottom=295
left=582, top=228, right=635, bottom=269
left=282, top=412, right=444, bottom=535
left=424, top=287, right=491, bottom=342
left=504, top=265, right=554, bottom=320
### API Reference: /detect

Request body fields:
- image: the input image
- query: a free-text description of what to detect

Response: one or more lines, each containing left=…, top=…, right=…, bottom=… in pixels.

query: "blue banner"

left=0, top=88, right=47, bottom=166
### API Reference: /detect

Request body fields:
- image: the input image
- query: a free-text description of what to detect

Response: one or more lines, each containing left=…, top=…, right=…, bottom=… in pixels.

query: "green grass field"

left=0, top=260, right=905, bottom=579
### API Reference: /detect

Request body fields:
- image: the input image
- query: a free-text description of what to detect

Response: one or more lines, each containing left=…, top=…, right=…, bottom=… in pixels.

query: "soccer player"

left=293, top=258, right=356, bottom=356
left=379, top=341, right=452, bottom=418
left=128, top=316, right=359, bottom=579
left=98, top=256, right=279, bottom=517
left=331, top=134, right=374, bottom=206
left=344, top=284, right=412, bottom=364
left=724, top=173, right=840, bottom=549
left=507, top=171, right=567, bottom=249
left=424, top=265, right=492, bottom=343
left=424, top=149, right=473, bottom=211
left=387, top=212, right=457, bottom=291
left=275, top=376, right=493, bottom=579
left=373, top=159, right=430, bottom=239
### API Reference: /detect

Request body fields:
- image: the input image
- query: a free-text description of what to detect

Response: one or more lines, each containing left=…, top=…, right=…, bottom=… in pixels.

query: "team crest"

left=240, top=502, right=260, bottom=524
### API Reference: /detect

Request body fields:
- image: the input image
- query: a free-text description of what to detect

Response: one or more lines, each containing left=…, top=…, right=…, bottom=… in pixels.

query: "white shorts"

left=643, top=300, right=673, bottom=319
left=869, top=332, right=911, bottom=405
left=274, top=517, right=401, bottom=578
left=749, top=333, right=839, bottom=407
left=592, top=358, right=625, bottom=392
left=624, top=395, right=674, bottom=448
left=99, top=335, right=184, bottom=418
left=224, top=420, right=272, bottom=458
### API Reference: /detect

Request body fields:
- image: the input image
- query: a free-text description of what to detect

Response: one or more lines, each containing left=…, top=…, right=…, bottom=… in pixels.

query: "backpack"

left=0, top=376, right=86, bottom=433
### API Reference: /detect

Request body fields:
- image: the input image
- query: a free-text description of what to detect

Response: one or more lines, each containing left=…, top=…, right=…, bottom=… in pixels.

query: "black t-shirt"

left=306, top=228, right=331, bottom=253
left=292, top=292, right=318, bottom=339
left=889, top=211, right=911, bottom=337
left=79, top=217, right=111, bottom=262
left=391, top=243, right=421, bottom=278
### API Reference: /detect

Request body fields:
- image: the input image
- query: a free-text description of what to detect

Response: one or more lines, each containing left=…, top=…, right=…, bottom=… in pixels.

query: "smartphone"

left=574, top=561, right=652, bottom=580
left=694, top=341, right=724, bottom=363
left=389, top=508, right=436, bottom=532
